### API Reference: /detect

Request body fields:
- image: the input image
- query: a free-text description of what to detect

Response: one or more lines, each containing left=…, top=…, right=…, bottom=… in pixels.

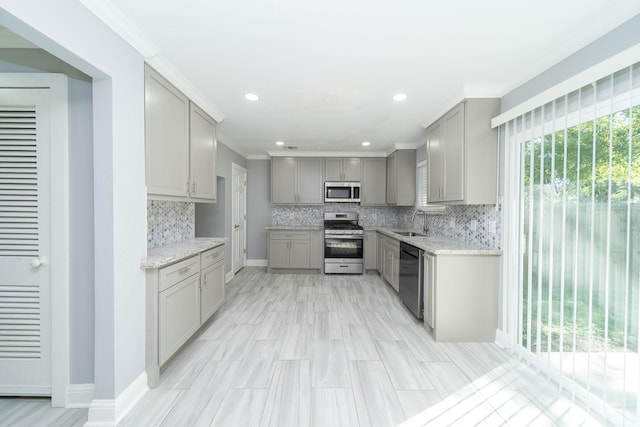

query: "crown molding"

left=267, top=150, right=387, bottom=158
left=76, top=0, right=159, bottom=57
left=77, top=0, right=226, bottom=124
left=246, top=154, right=271, bottom=160
left=146, top=56, right=225, bottom=123
left=421, top=85, right=502, bottom=129
left=216, top=131, right=247, bottom=158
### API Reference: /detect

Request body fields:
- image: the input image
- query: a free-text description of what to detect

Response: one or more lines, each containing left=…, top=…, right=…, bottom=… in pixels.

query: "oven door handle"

left=324, top=235, right=364, bottom=240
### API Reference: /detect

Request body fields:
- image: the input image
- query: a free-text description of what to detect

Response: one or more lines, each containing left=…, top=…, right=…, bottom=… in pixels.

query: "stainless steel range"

left=324, top=212, right=364, bottom=274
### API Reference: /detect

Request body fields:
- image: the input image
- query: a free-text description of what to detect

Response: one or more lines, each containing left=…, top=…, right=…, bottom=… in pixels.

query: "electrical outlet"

left=449, top=218, right=455, bottom=227
left=488, top=221, right=496, bottom=234
left=469, top=219, right=477, bottom=231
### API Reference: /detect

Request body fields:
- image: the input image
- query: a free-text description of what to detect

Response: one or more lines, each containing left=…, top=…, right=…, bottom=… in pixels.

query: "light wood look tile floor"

left=0, top=268, right=608, bottom=426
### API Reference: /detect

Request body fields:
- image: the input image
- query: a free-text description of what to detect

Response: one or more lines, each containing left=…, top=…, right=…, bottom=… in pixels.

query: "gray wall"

left=195, top=142, right=247, bottom=273
left=501, top=14, right=640, bottom=112
left=0, top=50, right=95, bottom=384
left=246, top=159, right=271, bottom=260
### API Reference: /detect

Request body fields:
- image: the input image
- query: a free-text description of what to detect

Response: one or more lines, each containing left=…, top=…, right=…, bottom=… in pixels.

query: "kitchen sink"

left=393, top=231, right=426, bottom=237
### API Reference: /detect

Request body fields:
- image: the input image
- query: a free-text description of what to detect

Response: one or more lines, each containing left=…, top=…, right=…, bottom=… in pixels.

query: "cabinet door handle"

left=178, top=266, right=191, bottom=275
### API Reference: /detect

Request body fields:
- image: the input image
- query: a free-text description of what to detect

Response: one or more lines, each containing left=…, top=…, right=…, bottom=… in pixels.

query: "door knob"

left=31, top=257, right=49, bottom=268
left=234, top=224, right=240, bottom=229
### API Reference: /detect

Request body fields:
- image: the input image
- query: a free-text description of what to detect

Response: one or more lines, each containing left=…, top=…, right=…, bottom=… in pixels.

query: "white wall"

left=0, top=0, right=147, bottom=401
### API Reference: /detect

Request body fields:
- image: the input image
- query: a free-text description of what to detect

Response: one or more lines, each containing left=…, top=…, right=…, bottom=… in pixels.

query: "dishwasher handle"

left=400, top=248, right=419, bottom=259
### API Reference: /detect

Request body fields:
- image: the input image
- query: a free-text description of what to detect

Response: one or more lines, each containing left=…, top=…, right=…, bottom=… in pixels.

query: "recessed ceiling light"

left=392, top=93, right=407, bottom=102
left=275, top=141, right=284, bottom=146
left=244, top=93, right=260, bottom=101
left=362, top=141, right=371, bottom=146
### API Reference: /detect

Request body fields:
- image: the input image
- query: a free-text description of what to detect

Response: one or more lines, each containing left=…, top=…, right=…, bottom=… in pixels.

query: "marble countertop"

left=142, top=238, right=229, bottom=269
left=367, top=227, right=501, bottom=255
left=265, top=225, right=324, bottom=231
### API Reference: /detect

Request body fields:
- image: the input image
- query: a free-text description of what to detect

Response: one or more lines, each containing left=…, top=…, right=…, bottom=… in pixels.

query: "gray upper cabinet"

left=189, top=103, right=217, bottom=202
left=145, top=65, right=217, bottom=202
left=361, top=157, right=386, bottom=206
left=271, top=157, right=297, bottom=204
left=145, top=66, right=190, bottom=198
left=325, top=157, right=361, bottom=181
left=386, top=149, right=416, bottom=206
left=426, top=99, right=499, bottom=204
left=271, top=157, right=323, bottom=204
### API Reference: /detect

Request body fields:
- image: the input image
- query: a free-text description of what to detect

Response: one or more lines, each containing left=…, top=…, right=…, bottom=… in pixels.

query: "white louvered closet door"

left=0, top=88, right=52, bottom=395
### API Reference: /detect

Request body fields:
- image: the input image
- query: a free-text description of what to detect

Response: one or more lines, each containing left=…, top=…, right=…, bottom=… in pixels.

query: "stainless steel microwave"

left=324, top=182, right=361, bottom=203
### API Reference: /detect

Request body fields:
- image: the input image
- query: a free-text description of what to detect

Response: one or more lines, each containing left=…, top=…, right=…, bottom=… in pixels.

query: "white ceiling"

left=78, top=2, right=640, bottom=155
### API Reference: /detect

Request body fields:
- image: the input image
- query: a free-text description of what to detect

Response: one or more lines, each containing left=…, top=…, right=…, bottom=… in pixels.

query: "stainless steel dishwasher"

left=399, top=242, right=424, bottom=319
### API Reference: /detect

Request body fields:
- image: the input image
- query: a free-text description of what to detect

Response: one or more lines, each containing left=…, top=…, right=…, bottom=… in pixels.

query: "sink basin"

left=394, top=231, right=426, bottom=237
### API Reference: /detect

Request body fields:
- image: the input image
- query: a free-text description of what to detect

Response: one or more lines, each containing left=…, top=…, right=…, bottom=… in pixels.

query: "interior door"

left=232, top=164, right=247, bottom=273
left=0, top=88, right=52, bottom=395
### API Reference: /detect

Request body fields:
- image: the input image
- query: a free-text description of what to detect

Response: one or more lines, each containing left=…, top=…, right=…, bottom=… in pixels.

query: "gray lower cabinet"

left=381, top=236, right=399, bottom=291
left=268, top=230, right=322, bottom=272
left=361, top=158, right=387, bottom=206
left=200, top=246, right=225, bottom=324
left=364, top=231, right=377, bottom=271
left=376, top=233, right=384, bottom=272
left=159, top=272, right=200, bottom=366
left=424, top=253, right=499, bottom=341
left=146, top=244, right=225, bottom=387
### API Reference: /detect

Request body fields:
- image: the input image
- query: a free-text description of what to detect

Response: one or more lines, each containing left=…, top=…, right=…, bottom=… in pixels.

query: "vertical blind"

left=505, top=63, right=640, bottom=425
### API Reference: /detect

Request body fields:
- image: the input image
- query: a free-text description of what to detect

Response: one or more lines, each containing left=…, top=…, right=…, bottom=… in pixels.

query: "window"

left=504, top=63, right=640, bottom=425
left=416, top=160, right=427, bottom=208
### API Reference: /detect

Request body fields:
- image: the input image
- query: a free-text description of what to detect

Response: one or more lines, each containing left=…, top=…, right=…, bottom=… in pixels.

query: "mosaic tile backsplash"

left=273, top=204, right=502, bottom=249
left=421, top=204, right=502, bottom=249
left=147, top=200, right=195, bottom=248
left=272, top=204, right=407, bottom=228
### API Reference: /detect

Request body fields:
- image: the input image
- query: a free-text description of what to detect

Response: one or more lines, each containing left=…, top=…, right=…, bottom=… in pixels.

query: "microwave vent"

left=283, top=145, right=298, bottom=150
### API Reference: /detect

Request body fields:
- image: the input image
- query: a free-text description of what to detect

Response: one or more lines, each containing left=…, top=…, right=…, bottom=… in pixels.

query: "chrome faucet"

left=411, top=209, right=429, bottom=234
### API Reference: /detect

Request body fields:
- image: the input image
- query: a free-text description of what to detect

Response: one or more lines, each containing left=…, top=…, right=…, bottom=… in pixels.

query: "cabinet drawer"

left=270, top=231, right=310, bottom=240
left=159, top=255, right=200, bottom=292
left=201, top=245, right=224, bottom=268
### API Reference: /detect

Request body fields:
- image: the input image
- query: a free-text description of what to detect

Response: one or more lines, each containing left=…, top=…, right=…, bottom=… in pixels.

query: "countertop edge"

left=367, top=227, right=501, bottom=256
left=265, top=225, right=324, bottom=230
left=142, top=238, right=230, bottom=269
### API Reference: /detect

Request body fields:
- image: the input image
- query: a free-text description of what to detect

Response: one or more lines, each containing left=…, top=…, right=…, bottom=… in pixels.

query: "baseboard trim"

left=495, top=328, right=510, bottom=349
left=85, top=372, right=148, bottom=426
left=225, top=271, right=234, bottom=283
left=246, top=259, right=267, bottom=267
left=66, top=383, right=94, bottom=408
